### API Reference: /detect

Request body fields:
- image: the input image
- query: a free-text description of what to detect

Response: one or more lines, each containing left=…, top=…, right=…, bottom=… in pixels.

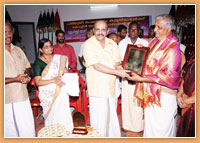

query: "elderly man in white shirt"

left=5, top=21, right=35, bottom=137
left=118, top=21, right=148, bottom=136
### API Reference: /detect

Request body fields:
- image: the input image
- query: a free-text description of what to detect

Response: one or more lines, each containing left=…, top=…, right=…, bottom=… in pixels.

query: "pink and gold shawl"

left=134, top=33, right=182, bottom=107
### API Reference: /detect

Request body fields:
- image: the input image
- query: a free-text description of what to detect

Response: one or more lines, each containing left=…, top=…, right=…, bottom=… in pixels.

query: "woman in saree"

left=176, top=56, right=195, bottom=137
left=34, top=38, right=74, bottom=132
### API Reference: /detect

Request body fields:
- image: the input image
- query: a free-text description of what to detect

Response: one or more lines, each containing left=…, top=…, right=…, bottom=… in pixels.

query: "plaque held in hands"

left=122, top=44, right=149, bottom=75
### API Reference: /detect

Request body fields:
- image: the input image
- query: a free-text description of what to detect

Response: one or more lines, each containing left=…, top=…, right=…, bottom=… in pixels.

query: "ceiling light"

left=90, top=5, right=118, bottom=10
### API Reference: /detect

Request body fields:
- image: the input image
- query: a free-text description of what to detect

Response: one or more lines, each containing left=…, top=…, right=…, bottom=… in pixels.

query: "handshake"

left=118, top=69, right=142, bottom=82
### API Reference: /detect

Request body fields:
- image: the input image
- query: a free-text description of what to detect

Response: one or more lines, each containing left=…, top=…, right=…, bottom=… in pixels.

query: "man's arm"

left=5, top=74, right=30, bottom=84
left=69, top=46, right=77, bottom=71
left=24, top=68, right=30, bottom=76
left=5, top=77, right=20, bottom=84
left=127, top=72, right=154, bottom=82
left=93, top=63, right=130, bottom=78
left=78, top=56, right=85, bottom=69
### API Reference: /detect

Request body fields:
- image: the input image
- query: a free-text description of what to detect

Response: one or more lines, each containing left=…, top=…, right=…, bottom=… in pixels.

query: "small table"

left=38, top=123, right=101, bottom=137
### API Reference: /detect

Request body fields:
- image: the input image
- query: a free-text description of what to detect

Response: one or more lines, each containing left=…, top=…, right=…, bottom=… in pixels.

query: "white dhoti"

left=89, top=96, right=121, bottom=137
left=5, top=98, right=35, bottom=137
left=115, top=77, right=121, bottom=109
left=143, top=87, right=177, bottom=137
left=122, top=84, right=144, bottom=132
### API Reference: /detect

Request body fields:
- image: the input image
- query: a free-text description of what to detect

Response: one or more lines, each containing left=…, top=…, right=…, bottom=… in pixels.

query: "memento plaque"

left=72, top=112, right=88, bottom=135
left=122, top=44, right=149, bottom=75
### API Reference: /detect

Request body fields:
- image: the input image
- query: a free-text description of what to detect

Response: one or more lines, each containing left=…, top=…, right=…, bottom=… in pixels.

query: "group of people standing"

left=5, top=13, right=195, bottom=138
left=83, top=14, right=195, bottom=137
left=5, top=21, right=78, bottom=137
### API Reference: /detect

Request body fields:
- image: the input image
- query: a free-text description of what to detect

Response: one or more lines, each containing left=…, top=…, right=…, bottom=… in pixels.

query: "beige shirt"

left=5, top=44, right=31, bottom=104
left=83, top=36, right=121, bottom=98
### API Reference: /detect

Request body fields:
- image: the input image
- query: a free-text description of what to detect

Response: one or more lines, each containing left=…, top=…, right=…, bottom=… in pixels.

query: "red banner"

left=64, top=16, right=151, bottom=43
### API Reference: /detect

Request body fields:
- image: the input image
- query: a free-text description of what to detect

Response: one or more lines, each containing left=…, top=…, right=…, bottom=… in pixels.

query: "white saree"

left=38, top=54, right=79, bottom=133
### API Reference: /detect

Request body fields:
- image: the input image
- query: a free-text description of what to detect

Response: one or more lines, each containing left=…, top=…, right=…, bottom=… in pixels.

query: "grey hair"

left=5, top=20, right=15, bottom=33
left=156, top=14, right=176, bottom=30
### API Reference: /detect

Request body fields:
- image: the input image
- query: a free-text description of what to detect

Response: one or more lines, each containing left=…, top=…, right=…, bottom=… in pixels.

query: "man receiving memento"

left=127, top=14, right=181, bottom=137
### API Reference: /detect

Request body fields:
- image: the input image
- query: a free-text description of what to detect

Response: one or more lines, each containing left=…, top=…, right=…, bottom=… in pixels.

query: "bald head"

left=93, top=20, right=109, bottom=42
left=94, top=20, right=108, bottom=29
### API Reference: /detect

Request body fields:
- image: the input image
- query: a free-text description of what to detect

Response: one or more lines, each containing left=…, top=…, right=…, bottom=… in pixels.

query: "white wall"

left=6, top=4, right=171, bottom=68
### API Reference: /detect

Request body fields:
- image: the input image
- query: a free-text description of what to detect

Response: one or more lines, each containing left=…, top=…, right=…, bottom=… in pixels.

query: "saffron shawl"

left=134, top=33, right=181, bottom=107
